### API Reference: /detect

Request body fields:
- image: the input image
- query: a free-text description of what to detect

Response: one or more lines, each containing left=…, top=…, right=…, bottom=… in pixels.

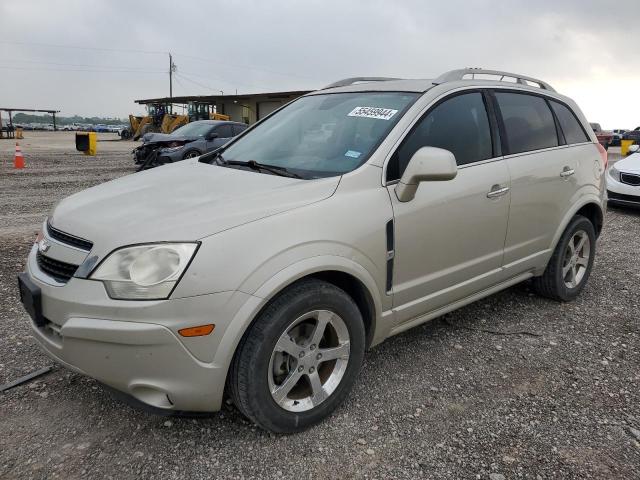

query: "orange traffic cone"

left=14, top=142, right=24, bottom=169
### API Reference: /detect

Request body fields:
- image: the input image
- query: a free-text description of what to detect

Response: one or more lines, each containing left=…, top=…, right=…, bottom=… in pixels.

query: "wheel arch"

left=575, top=202, right=604, bottom=238
left=551, top=197, right=604, bottom=253
left=212, top=257, right=383, bottom=398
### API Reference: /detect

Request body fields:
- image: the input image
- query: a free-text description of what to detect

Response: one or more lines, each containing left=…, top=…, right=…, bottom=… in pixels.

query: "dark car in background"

left=611, top=128, right=628, bottom=146
left=134, top=120, right=248, bottom=170
left=622, top=127, right=640, bottom=145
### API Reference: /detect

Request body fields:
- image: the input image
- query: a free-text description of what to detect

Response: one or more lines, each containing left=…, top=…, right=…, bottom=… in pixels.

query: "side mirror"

left=206, top=132, right=219, bottom=140
left=628, top=144, right=639, bottom=155
left=395, top=147, right=458, bottom=202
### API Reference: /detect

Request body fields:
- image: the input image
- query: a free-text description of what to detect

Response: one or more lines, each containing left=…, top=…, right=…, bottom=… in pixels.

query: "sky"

left=0, top=0, right=638, bottom=128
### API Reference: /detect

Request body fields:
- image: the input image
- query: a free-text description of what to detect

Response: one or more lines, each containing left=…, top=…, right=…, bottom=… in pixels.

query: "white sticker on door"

left=348, top=106, right=398, bottom=121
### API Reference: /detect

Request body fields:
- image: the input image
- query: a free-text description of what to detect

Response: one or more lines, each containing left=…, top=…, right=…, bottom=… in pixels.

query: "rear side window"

left=387, top=92, right=493, bottom=180
left=495, top=92, right=558, bottom=154
left=550, top=101, right=589, bottom=145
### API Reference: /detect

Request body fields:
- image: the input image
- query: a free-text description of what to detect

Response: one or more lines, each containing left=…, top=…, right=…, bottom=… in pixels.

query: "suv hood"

left=614, top=153, right=640, bottom=173
left=50, top=160, right=339, bottom=252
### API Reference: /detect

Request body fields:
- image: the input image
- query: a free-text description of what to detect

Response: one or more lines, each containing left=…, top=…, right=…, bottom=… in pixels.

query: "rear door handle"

left=486, top=185, right=510, bottom=198
left=560, top=167, right=575, bottom=178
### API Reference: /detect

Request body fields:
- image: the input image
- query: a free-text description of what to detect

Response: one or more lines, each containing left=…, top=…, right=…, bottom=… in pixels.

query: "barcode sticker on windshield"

left=348, top=106, right=398, bottom=121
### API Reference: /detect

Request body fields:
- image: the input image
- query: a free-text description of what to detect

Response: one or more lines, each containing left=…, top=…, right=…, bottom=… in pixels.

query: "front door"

left=385, top=91, right=511, bottom=325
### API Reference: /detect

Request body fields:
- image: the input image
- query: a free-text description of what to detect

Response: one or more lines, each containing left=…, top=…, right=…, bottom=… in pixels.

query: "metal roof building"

left=135, top=90, right=311, bottom=124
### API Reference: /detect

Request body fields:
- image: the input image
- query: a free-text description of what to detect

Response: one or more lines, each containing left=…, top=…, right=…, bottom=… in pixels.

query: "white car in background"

left=608, top=145, right=640, bottom=207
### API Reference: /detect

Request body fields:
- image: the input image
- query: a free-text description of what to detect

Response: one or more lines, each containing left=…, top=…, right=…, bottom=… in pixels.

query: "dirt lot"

left=0, top=132, right=638, bottom=479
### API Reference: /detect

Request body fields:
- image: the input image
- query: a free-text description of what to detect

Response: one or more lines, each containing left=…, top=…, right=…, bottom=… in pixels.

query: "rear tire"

left=228, top=279, right=365, bottom=433
left=533, top=215, right=596, bottom=302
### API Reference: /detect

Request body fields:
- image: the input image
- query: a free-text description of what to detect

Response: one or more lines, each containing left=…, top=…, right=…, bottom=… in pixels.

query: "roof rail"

left=322, top=77, right=401, bottom=90
left=432, top=68, right=556, bottom=92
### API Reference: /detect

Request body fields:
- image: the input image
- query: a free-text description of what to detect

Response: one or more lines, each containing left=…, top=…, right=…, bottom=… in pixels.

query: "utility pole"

left=168, top=53, right=176, bottom=113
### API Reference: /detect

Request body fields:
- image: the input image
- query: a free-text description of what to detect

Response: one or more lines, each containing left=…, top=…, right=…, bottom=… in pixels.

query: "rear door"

left=387, top=90, right=511, bottom=324
left=493, top=90, right=585, bottom=272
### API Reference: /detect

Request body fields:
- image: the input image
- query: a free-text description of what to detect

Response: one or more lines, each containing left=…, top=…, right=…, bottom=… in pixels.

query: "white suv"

left=19, top=69, right=606, bottom=432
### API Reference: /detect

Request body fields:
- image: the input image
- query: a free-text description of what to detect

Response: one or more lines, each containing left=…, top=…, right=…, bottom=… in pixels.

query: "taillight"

left=596, top=143, right=608, bottom=169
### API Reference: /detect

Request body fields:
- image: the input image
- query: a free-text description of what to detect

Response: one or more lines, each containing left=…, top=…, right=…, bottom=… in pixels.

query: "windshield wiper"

left=224, top=160, right=303, bottom=179
left=199, top=148, right=226, bottom=165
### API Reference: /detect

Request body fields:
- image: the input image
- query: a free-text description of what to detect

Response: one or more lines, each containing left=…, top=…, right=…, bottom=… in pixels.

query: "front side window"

left=232, top=124, right=247, bottom=136
left=495, top=92, right=558, bottom=154
left=219, top=92, right=419, bottom=179
left=215, top=124, right=233, bottom=138
left=549, top=101, right=589, bottom=145
left=387, top=92, right=493, bottom=181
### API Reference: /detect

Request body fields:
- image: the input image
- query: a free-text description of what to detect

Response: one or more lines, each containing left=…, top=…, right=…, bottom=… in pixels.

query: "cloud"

left=0, top=0, right=638, bottom=126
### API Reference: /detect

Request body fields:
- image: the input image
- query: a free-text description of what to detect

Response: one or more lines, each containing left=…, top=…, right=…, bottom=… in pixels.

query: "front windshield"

left=220, top=92, right=418, bottom=178
left=172, top=122, right=212, bottom=137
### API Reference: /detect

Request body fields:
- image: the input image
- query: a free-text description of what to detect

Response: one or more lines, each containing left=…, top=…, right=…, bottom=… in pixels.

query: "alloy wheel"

left=268, top=310, right=350, bottom=412
left=562, top=230, right=591, bottom=289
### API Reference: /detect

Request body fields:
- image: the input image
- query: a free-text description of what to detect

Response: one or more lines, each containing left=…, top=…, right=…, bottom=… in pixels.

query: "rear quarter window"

left=495, top=92, right=558, bottom=154
left=549, top=101, right=589, bottom=145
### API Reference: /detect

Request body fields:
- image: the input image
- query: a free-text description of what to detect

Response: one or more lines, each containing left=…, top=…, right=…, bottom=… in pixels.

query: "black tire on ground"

left=228, top=279, right=366, bottom=433
left=532, top=215, right=596, bottom=302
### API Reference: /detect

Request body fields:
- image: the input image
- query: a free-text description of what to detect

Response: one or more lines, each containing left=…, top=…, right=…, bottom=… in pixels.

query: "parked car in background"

left=133, top=119, right=248, bottom=169
left=611, top=129, right=627, bottom=146
left=590, top=123, right=613, bottom=150
left=18, top=69, right=606, bottom=433
left=608, top=144, right=640, bottom=207
left=622, top=127, right=640, bottom=146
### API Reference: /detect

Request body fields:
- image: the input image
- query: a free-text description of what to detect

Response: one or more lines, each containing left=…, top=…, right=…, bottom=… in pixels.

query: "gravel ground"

left=0, top=134, right=638, bottom=479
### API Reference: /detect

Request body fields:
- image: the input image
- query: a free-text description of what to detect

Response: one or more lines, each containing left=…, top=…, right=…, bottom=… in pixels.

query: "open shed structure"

left=0, top=107, right=61, bottom=137
left=135, top=90, right=311, bottom=125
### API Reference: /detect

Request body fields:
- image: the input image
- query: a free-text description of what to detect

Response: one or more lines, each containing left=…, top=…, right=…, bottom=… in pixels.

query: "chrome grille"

left=36, top=251, right=79, bottom=283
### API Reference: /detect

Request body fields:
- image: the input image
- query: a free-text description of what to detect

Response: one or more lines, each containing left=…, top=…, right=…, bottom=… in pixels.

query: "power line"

left=0, top=40, right=318, bottom=83
left=173, top=52, right=317, bottom=81
left=0, top=58, right=166, bottom=71
left=0, top=65, right=164, bottom=74
left=0, top=40, right=166, bottom=55
left=174, top=73, right=223, bottom=95
left=173, top=74, right=189, bottom=95
left=180, top=69, right=259, bottom=89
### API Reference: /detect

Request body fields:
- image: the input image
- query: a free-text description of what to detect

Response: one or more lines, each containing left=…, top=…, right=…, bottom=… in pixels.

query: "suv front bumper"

left=21, top=244, right=251, bottom=412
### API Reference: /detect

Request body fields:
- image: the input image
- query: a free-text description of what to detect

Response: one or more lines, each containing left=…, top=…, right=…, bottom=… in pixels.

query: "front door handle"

left=560, top=167, right=575, bottom=178
left=487, top=185, right=510, bottom=198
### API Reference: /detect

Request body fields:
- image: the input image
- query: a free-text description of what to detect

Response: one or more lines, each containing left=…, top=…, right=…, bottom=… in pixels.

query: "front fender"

left=211, top=254, right=386, bottom=381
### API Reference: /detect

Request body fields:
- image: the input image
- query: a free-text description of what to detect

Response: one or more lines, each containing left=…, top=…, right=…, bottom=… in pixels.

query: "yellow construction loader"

left=121, top=102, right=230, bottom=140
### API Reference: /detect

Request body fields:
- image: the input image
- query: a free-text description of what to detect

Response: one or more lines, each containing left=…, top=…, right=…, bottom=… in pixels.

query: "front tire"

left=533, top=215, right=596, bottom=301
left=182, top=149, right=201, bottom=160
left=228, top=279, right=365, bottom=433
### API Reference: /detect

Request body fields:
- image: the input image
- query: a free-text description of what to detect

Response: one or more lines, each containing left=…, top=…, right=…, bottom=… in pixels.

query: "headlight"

left=90, top=243, right=199, bottom=300
left=162, top=142, right=185, bottom=152
left=609, top=165, right=620, bottom=181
